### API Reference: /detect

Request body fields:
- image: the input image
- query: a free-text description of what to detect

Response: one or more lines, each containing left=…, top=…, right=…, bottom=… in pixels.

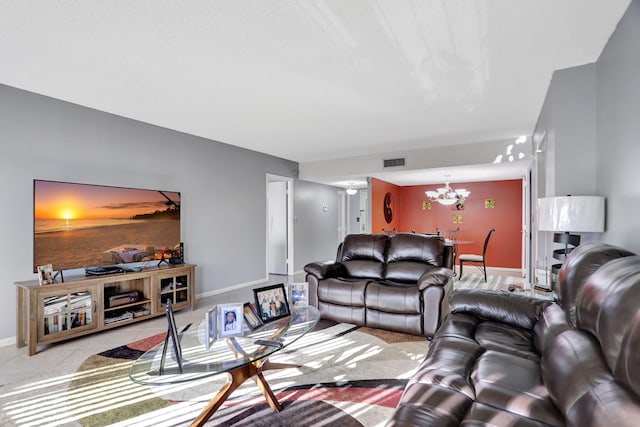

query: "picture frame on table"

left=218, top=303, right=244, bottom=338
left=243, top=302, right=263, bottom=331
left=289, top=282, right=309, bottom=307
left=203, top=306, right=217, bottom=349
left=37, top=264, right=55, bottom=286
left=253, top=283, right=290, bottom=323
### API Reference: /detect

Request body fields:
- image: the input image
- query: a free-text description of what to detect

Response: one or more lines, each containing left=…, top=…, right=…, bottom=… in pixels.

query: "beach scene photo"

left=34, top=180, right=180, bottom=271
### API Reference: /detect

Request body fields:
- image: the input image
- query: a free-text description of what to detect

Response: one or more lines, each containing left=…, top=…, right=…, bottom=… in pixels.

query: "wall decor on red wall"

left=383, top=192, right=393, bottom=223
left=453, top=214, right=463, bottom=224
left=485, top=199, right=496, bottom=208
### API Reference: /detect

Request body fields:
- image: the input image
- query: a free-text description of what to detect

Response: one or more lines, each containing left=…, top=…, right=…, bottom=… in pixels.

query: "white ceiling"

left=0, top=1, right=630, bottom=185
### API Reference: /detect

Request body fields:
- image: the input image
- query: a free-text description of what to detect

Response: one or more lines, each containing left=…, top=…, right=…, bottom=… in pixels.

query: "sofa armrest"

left=450, top=289, right=551, bottom=330
left=303, top=261, right=346, bottom=280
left=418, top=267, right=454, bottom=290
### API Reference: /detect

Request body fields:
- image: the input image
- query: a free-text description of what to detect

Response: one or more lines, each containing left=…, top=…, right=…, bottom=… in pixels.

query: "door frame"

left=266, top=174, right=294, bottom=276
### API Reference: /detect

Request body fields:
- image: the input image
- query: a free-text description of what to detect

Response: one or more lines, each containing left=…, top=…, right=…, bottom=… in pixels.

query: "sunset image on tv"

left=34, top=180, right=180, bottom=271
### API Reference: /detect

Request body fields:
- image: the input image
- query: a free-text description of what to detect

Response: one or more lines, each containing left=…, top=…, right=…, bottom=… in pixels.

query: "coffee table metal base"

left=191, top=359, right=293, bottom=427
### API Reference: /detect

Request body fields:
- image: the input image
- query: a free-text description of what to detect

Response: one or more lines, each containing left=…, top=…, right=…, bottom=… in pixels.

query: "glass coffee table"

left=130, top=305, right=320, bottom=427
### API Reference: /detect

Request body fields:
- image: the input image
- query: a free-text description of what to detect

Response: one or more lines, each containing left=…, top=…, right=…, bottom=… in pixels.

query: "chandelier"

left=426, top=182, right=470, bottom=206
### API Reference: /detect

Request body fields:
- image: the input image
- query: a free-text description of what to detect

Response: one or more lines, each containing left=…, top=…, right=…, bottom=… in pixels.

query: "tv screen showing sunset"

left=34, top=180, right=181, bottom=272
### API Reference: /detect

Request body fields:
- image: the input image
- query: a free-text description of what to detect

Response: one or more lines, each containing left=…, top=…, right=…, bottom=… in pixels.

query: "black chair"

left=437, top=228, right=460, bottom=269
left=459, top=228, right=495, bottom=282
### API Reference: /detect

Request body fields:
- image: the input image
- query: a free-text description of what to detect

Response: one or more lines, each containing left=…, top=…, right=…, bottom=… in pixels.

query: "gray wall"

left=535, top=63, right=598, bottom=198
left=534, top=0, right=640, bottom=253
left=0, top=83, right=306, bottom=342
left=293, top=180, right=342, bottom=269
left=596, top=0, right=640, bottom=249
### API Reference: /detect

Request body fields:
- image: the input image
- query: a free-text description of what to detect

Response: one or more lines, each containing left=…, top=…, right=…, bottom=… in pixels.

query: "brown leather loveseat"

left=388, top=242, right=640, bottom=426
left=304, top=233, right=454, bottom=337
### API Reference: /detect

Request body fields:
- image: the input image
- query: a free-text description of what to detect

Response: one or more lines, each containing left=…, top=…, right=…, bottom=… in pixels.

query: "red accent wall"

left=372, top=178, right=522, bottom=269
left=371, top=177, right=402, bottom=233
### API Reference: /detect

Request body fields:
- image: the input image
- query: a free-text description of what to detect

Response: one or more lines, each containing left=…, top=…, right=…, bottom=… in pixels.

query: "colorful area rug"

left=19, top=321, right=427, bottom=426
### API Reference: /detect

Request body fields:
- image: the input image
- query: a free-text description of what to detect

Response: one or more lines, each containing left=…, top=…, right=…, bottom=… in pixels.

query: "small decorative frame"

left=453, top=214, right=463, bottom=224
left=485, top=199, right=496, bottom=209
left=422, top=200, right=431, bottom=210
left=243, top=302, right=263, bottom=331
left=37, top=264, right=55, bottom=286
left=289, top=282, right=309, bottom=307
left=253, top=283, right=290, bottom=323
left=204, top=306, right=217, bottom=349
left=218, top=303, right=244, bottom=337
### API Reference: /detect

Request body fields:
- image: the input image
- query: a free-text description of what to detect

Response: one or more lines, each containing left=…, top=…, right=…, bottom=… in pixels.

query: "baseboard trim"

left=487, top=267, right=524, bottom=276
left=196, top=277, right=268, bottom=300
left=0, top=335, right=16, bottom=348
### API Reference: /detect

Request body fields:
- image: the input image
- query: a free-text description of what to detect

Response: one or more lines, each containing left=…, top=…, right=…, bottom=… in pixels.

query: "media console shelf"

left=15, top=264, right=196, bottom=356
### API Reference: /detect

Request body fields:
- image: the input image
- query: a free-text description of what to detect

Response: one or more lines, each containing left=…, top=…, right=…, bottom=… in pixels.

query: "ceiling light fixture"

left=426, top=180, right=470, bottom=206
left=346, top=183, right=358, bottom=195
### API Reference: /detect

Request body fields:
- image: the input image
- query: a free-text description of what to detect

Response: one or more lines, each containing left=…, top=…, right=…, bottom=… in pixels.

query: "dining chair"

left=437, top=228, right=460, bottom=267
left=459, top=228, right=495, bottom=282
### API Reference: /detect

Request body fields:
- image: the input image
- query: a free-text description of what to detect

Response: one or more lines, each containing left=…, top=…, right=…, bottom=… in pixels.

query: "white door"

left=268, top=181, right=288, bottom=275
left=338, top=191, right=347, bottom=242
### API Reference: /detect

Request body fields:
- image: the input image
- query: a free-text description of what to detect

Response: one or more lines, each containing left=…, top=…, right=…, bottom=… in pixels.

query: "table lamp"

left=538, top=196, right=605, bottom=289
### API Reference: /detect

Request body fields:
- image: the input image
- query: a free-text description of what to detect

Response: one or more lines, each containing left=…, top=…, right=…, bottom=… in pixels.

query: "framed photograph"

left=289, top=282, right=309, bottom=307
left=243, top=302, right=263, bottom=331
left=204, top=306, right=217, bottom=349
left=253, top=283, right=290, bottom=323
left=37, top=264, right=55, bottom=286
left=218, top=303, right=243, bottom=337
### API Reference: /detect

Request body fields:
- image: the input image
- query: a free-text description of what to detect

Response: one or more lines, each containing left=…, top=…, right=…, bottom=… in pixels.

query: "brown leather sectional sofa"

left=387, top=242, right=640, bottom=426
left=304, top=233, right=454, bottom=337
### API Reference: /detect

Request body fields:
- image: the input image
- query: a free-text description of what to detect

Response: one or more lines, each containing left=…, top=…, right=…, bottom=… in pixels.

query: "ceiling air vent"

left=383, top=157, right=406, bottom=168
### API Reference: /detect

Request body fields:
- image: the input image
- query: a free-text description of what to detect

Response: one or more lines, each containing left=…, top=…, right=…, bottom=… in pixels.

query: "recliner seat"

left=387, top=242, right=640, bottom=426
left=304, top=233, right=454, bottom=337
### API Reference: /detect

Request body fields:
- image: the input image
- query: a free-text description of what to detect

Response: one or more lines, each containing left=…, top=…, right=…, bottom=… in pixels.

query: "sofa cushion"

left=365, top=281, right=421, bottom=313
left=338, top=234, right=389, bottom=280
left=340, top=234, right=389, bottom=262
left=471, top=350, right=564, bottom=426
left=461, top=403, right=553, bottom=427
left=386, top=262, right=438, bottom=283
left=389, top=383, right=473, bottom=427
left=317, top=278, right=368, bottom=306
left=317, top=302, right=366, bottom=325
left=533, top=303, right=571, bottom=354
left=542, top=329, right=614, bottom=417
left=413, top=336, right=483, bottom=399
left=451, top=289, right=550, bottom=330
left=573, top=256, right=640, bottom=396
left=434, top=313, right=479, bottom=340
left=556, top=242, right=635, bottom=327
left=566, top=381, right=640, bottom=427
left=341, top=259, right=385, bottom=279
left=385, top=234, right=445, bottom=282
left=474, top=321, right=539, bottom=361
left=366, top=310, right=423, bottom=336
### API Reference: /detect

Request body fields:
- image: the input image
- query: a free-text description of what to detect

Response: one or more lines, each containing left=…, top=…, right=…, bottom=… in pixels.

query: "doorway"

left=266, top=175, right=294, bottom=276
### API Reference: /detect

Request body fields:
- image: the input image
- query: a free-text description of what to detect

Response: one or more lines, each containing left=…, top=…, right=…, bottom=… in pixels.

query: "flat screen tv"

left=34, top=180, right=181, bottom=272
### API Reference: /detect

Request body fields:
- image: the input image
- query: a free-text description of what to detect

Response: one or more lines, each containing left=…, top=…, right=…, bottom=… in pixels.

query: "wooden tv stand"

left=15, top=264, right=196, bottom=356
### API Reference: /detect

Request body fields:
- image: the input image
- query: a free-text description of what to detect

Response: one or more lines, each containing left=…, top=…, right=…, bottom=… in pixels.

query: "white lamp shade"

left=538, top=196, right=605, bottom=232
